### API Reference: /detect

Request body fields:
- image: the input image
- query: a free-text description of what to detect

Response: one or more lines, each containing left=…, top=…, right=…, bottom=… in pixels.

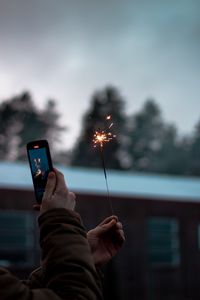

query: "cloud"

left=0, top=0, right=200, bottom=147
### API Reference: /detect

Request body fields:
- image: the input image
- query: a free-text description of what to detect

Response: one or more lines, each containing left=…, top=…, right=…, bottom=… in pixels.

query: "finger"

left=42, top=172, right=56, bottom=201
left=117, top=229, right=125, bottom=239
left=98, top=215, right=118, bottom=226
left=115, top=229, right=126, bottom=244
left=116, top=223, right=125, bottom=241
left=96, top=218, right=117, bottom=235
left=54, top=168, right=68, bottom=193
left=68, top=191, right=76, bottom=210
left=33, top=204, right=41, bottom=211
left=116, top=222, right=123, bottom=230
left=68, top=191, right=76, bottom=201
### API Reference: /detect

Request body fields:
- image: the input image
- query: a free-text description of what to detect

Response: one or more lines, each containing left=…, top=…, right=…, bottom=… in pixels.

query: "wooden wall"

left=1, top=187, right=200, bottom=300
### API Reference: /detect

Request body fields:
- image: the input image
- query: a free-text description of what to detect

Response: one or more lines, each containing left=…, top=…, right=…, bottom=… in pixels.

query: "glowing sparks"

left=92, top=115, right=116, bottom=148
left=93, top=131, right=113, bottom=147
left=92, top=115, right=115, bottom=215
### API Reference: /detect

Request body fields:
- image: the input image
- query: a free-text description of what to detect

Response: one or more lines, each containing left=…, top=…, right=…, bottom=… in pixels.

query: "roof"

left=0, top=162, right=200, bottom=203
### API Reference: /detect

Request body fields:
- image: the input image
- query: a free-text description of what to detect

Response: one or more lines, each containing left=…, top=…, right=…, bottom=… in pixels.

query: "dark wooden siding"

left=1, top=187, right=200, bottom=300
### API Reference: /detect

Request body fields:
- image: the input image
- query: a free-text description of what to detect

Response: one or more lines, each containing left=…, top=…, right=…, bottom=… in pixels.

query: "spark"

left=93, top=130, right=113, bottom=148
left=92, top=115, right=116, bottom=215
left=92, top=115, right=116, bottom=148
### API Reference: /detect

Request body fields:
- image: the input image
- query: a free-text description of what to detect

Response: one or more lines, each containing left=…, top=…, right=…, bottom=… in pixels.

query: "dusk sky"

left=0, top=0, right=200, bottom=149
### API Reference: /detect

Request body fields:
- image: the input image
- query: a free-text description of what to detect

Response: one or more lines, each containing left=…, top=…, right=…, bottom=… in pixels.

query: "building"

left=0, top=162, right=200, bottom=300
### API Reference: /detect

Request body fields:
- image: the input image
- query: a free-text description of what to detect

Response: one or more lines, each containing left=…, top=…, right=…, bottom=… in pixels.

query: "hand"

left=87, top=216, right=125, bottom=267
left=33, top=168, right=76, bottom=214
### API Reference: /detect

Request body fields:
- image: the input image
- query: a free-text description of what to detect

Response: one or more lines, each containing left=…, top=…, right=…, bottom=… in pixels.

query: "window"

left=147, top=217, right=180, bottom=266
left=0, top=211, right=36, bottom=267
left=198, top=224, right=200, bottom=250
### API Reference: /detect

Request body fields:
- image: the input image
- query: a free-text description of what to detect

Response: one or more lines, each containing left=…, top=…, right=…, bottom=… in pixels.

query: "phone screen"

left=28, top=147, right=51, bottom=203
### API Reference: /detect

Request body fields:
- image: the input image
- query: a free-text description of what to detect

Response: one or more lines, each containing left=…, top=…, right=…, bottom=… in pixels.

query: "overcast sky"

left=0, top=0, right=200, bottom=149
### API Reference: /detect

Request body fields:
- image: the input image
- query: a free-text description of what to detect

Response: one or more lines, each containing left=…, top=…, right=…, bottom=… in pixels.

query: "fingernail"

left=48, top=172, right=55, bottom=178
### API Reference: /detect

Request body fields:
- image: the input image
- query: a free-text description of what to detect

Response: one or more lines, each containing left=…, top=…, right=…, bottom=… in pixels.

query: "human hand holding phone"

left=38, top=168, right=76, bottom=214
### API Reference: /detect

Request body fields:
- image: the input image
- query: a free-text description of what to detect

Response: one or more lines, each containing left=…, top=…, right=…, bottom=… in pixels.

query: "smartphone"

left=27, top=140, right=53, bottom=204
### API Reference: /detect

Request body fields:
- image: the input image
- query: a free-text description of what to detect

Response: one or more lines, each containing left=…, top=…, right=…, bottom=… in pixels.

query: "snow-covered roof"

left=0, top=162, right=200, bottom=203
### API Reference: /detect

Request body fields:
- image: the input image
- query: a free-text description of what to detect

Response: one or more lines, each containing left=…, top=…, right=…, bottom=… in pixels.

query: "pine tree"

left=188, top=120, right=200, bottom=176
left=153, top=124, right=190, bottom=175
left=71, top=86, right=127, bottom=169
left=126, top=99, right=188, bottom=174
left=127, top=99, right=165, bottom=171
left=0, top=91, right=65, bottom=161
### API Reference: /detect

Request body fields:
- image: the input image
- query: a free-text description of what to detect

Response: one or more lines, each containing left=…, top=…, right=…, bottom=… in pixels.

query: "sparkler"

left=93, top=115, right=116, bottom=215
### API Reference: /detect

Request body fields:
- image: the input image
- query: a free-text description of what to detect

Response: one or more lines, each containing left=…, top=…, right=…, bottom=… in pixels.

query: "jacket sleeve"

left=0, top=267, right=61, bottom=300
left=22, top=267, right=44, bottom=289
left=26, top=263, right=103, bottom=292
left=0, top=208, right=103, bottom=300
left=38, top=208, right=103, bottom=300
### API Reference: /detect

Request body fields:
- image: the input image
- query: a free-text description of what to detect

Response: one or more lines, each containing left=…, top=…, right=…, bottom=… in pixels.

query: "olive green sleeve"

left=38, top=208, right=103, bottom=300
left=0, top=208, right=103, bottom=300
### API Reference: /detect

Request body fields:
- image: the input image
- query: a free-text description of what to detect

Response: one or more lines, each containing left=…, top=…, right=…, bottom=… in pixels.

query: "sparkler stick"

left=93, top=115, right=116, bottom=215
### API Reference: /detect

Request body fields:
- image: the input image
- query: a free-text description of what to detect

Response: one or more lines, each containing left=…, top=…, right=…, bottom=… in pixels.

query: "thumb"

left=42, top=172, right=56, bottom=202
left=97, top=218, right=117, bottom=234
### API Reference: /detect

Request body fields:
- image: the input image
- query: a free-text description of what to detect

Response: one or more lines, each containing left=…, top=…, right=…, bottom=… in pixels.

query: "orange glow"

left=92, top=115, right=116, bottom=148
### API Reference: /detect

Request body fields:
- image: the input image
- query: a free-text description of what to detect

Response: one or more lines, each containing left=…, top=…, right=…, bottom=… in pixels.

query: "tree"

left=126, top=99, right=187, bottom=175
left=152, top=125, right=190, bottom=175
left=187, top=120, right=200, bottom=176
left=0, top=91, right=65, bottom=161
left=71, top=86, right=127, bottom=169
left=126, top=99, right=165, bottom=171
